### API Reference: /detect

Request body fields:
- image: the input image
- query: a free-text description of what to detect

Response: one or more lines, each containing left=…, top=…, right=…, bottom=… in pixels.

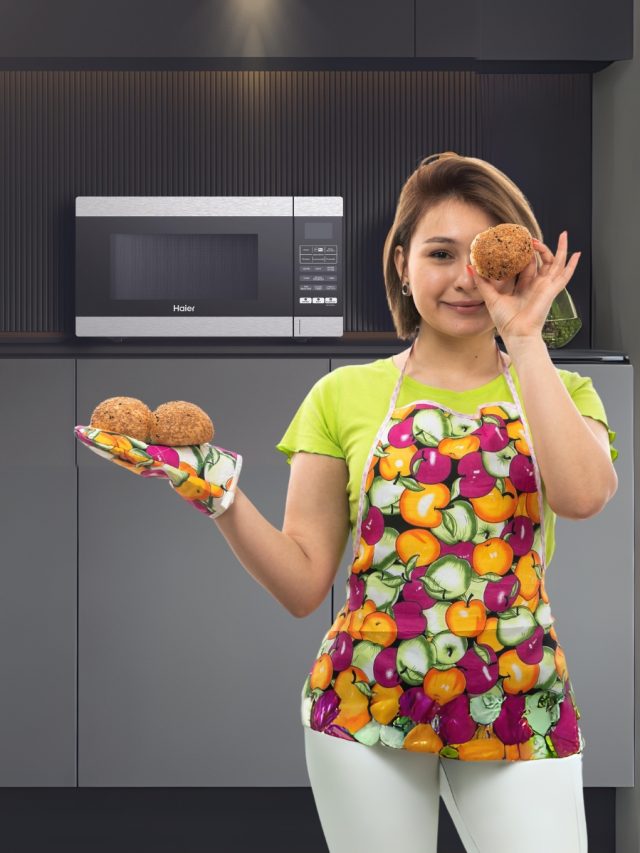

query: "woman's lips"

left=444, top=302, right=485, bottom=313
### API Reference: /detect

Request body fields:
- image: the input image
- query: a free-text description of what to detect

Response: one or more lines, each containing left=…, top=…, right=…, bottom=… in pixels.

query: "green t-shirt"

left=275, top=356, right=618, bottom=569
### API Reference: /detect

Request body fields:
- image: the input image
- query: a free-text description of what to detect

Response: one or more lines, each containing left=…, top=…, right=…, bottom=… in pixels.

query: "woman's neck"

left=399, top=335, right=509, bottom=391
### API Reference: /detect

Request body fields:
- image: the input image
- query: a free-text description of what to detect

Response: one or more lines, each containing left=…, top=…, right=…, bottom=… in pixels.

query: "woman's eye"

left=430, top=251, right=451, bottom=259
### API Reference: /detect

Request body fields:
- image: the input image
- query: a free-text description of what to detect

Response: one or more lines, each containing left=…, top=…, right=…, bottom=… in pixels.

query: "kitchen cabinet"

left=0, top=0, right=413, bottom=59
left=0, top=359, right=77, bottom=785
left=76, top=357, right=336, bottom=786
left=416, top=0, right=632, bottom=62
left=0, top=0, right=630, bottom=63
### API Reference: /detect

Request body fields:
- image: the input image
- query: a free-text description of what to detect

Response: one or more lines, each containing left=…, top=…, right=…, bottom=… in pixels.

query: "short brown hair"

left=383, top=151, right=543, bottom=340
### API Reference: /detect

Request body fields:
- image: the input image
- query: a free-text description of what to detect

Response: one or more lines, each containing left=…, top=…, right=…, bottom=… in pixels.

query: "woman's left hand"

left=467, top=230, right=581, bottom=341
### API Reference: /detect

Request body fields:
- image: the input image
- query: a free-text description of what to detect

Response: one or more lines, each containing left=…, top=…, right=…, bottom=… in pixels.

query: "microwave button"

left=312, top=297, right=325, bottom=303
left=300, top=254, right=313, bottom=262
left=325, top=254, right=337, bottom=262
left=299, top=297, right=312, bottom=304
left=325, top=297, right=338, bottom=304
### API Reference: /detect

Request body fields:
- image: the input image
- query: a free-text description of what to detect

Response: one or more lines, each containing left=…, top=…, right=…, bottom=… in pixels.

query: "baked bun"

left=149, top=401, right=214, bottom=446
left=470, top=223, right=534, bottom=281
left=90, top=396, right=154, bottom=441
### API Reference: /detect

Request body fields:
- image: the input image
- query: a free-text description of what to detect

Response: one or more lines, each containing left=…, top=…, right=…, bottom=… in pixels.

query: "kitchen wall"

left=0, top=69, right=594, bottom=345
left=593, top=1, right=640, bottom=849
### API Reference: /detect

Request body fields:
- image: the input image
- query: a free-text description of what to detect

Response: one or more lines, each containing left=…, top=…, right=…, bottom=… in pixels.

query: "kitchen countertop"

left=0, top=332, right=629, bottom=362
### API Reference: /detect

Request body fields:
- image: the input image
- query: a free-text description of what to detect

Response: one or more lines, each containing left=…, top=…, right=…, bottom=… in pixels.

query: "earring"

left=401, top=281, right=410, bottom=296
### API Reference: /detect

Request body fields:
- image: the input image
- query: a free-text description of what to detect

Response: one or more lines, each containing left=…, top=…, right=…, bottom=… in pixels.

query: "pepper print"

left=300, top=349, right=585, bottom=762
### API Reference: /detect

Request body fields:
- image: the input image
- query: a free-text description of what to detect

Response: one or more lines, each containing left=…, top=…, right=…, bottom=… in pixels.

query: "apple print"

left=368, top=476, right=405, bottom=514
left=409, top=446, right=452, bottom=484
left=481, top=443, right=519, bottom=478
left=395, top=636, right=436, bottom=685
left=473, top=416, right=511, bottom=452
left=388, top=417, right=417, bottom=448
left=373, top=646, right=402, bottom=688
left=364, top=572, right=402, bottom=611
left=457, top=642, right=499, bottom=693
left=501, top=514, right=535, bottom=556
left=438, top=693, right=477, bottom=743
left=423, top=601, right=452, bottom=635
left=430, top=630, right=468, bottom=666
left=484, top=573, right=520, bottom=612
left=493, top=694, right=533, bottom=744
left=411, top=408, right=453, bottom=445
left=469, top=683, right=504, bottom=725
left=429, top=501, right=478, bottom=544
left=458, top=452, right=496, bottom=498
left=361, top=504, right=385, bottom=545
left=348, top=572, right=366, bottom=610
left=423, top=555, right=472, bottom=600
left=496, top=605, right=538, bottom=646
left=399, top=685, right=441, bottom=724
left=509, top=453, right=537, bottom=493
left=391, top=600, right=429, bottom=639
left=328, top=631, right=354, bottom=672
left=448, top=413, right=483, bottom=436
left=516, top=623, right=545, bottom=664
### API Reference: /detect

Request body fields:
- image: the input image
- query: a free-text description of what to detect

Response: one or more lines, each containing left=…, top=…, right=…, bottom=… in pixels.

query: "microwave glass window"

left=304, top=222, right=333, bottom=240
left=110, top=233, right=258, bottom=300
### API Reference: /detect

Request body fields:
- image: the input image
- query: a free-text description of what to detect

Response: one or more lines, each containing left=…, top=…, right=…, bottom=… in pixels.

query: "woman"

left=269, top=153, right=618, bottom=853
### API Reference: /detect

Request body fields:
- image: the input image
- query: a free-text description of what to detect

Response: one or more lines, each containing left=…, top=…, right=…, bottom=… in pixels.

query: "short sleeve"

left=275, top=370, right=345, bottom=465
left=562, top=369, right=619, bottom=464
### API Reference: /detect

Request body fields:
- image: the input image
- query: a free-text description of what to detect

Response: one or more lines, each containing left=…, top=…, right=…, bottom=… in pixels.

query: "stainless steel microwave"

left=74, top=196, right=344, bottom=338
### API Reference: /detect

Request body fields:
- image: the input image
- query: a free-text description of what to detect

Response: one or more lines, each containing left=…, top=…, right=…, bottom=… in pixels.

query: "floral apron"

left=300, top=337, right=585, bottom=761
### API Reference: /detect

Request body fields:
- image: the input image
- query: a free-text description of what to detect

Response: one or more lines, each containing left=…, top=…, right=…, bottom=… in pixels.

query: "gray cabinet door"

left=76, top=357, right=337, bottom=786
left=0, top=358, right=76, bottom=785
left=416, top=0, right=633, bottom=61
left=331, top=357, right=634, bottom=788
left=0, top=0, right=413, bottom=59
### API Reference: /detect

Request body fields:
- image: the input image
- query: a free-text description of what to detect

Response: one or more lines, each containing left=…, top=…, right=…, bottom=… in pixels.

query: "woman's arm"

left=505, top=335, right=618, bottom=519
left=213, top=452, right=351, bottom=618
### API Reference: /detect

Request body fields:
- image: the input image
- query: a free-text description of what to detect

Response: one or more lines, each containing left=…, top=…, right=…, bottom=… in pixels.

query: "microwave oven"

left=74, top=196, right=343, bottom=338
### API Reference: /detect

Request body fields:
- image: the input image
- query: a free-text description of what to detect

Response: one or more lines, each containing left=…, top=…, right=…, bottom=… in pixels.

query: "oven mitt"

left=74, top=425, right=242, bottom=519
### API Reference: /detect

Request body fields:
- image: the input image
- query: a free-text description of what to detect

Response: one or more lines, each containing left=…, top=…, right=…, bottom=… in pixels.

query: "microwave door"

left=75, top=197, right=294, bottom=337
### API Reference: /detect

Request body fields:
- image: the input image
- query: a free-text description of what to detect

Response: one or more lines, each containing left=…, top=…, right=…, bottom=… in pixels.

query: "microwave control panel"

left=293, top=216, right=343, bottom=317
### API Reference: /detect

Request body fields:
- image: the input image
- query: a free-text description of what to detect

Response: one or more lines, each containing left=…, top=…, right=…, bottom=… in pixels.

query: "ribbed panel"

left=0, top=70, right=591, bottom=339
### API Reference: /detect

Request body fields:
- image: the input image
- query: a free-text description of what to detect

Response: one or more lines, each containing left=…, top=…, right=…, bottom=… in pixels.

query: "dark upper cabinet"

left=416, top=0, right=633, bottom=62
left=0, top=0, right=631, bottom=63
left=0, top=0, right=414, bottom=59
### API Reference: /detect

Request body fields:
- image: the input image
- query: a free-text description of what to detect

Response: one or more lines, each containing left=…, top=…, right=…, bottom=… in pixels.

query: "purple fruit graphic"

left=146, top=445, right=180, bottom=467
left=392, top=600, right=428, bottom=639
left=388, top=417, right=416, bottom=448
left=501, top=515, right=535, bottom=556
left=484, top=573, right=520, bottom=613
left=457, top=643, right=499, bottom=693
left=410, top=446, right=452, bottom=484
left=509, top=453, right=537, bottom=493
left=373, top=646, right=402, bottom=687
left=348, top=573, right=366, bottom=610
left=438, top=693, right=477, bottom=743
left=458, top=452, right=496, bottom=498
left=361, top=505, right=385, bottom=545
left=322, top=724, right=358, bottom=741
left=549, top=691, right=581, bottom=757
left=474, top=417, right=510, bottom=451
left=492, top=693, right=533, bottom=745
left=402, top=566, right=438, bottom=609
left=311, top=690, right=340, bottom=731
left=399, top=686, right=440, bottom=724
left=329, top=631, right=354, bottom=671
left=516, top=624, right=545, bottom=665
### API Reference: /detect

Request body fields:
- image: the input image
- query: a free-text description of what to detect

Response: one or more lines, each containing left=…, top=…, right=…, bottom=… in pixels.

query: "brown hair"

left=383, top=151, right=543, bottom=340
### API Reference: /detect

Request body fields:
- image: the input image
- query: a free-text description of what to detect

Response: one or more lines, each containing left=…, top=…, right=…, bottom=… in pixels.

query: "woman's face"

left=394, top=197, right=517, bottom=339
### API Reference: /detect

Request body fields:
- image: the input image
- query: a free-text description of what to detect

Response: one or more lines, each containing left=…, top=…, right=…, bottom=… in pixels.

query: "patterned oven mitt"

left=74, top=425, right=242, bottom=519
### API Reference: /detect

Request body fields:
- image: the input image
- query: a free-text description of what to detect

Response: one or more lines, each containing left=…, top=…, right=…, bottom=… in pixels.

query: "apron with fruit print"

left=300, top=336, right=585, bottom=761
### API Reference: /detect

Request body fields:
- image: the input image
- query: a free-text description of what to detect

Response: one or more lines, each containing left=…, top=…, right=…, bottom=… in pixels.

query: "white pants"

left=304, top=725, right=588, bottom=853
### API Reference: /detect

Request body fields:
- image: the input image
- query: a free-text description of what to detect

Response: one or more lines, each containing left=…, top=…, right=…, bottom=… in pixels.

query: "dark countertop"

left=0, top=332, right=629, bottom=362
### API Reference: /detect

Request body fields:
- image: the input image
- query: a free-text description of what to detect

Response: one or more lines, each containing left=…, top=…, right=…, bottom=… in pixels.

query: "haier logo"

left=173, top=305, right=195, bottom=312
